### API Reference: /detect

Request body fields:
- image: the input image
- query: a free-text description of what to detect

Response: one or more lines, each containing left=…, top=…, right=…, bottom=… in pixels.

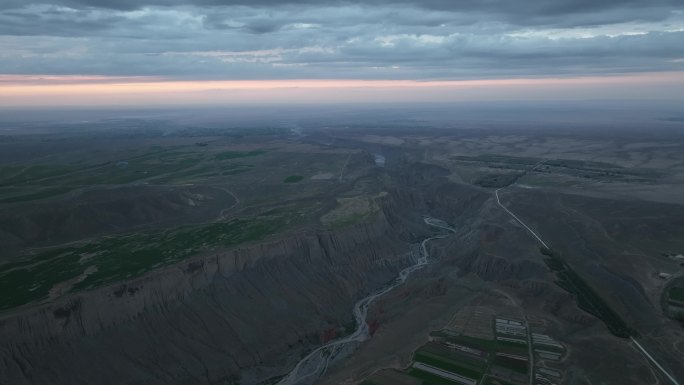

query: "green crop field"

left=414, top=351, right=484, bottom=380
left=493, top=355, right=528, bottom=374
left=442, top=334, right=498, bottom=352
left=408, top=368, right=461, bottom=385
left=483, top=378, right=517, bottom=385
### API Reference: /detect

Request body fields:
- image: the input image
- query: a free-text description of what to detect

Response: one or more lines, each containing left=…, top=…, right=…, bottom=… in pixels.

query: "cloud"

left=0, top=1, right=682, bottom=81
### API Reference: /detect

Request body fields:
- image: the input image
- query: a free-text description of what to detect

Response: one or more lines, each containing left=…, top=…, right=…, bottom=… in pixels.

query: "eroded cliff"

left=0, top=206, right=414, bottom=385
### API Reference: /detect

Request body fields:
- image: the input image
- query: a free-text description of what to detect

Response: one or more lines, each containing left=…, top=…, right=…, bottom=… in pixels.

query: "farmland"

left=361, top=304, right=568, bottom=385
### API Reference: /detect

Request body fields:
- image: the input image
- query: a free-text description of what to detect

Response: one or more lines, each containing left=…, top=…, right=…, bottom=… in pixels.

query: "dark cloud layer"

left=0, top=0, right=682, bottom=80
left=1, top=0, right=680, bottom=11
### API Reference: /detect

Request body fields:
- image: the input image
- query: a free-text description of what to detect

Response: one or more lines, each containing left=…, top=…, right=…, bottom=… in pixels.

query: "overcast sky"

left=1, top=0, right=683, bottom=105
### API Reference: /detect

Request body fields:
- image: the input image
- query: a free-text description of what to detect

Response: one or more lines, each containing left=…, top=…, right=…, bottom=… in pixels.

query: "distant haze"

left=1, top=73, right=683, bottom=107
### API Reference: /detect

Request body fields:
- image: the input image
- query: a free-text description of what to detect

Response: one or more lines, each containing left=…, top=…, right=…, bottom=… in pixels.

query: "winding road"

left=276, top=216, right=455, bottom=385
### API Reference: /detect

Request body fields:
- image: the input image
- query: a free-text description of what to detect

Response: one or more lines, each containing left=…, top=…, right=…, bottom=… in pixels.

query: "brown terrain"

left=1, top=120, right=683, bottom=385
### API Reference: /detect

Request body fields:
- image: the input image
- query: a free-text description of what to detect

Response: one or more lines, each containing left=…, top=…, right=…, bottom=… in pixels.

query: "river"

left=276, top=216, right=455, bottom=385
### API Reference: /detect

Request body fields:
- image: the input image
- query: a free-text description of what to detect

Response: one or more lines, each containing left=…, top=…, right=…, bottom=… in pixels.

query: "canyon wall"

left=0, top=208, right=412, bottom=385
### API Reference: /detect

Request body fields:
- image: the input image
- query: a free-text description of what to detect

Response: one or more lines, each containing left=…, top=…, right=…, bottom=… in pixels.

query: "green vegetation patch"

left=321, top=194, right=383, bottom=230
left=451, top=154, right=647, bottom=185
left=0, top=187, right=74, bottom=203
left=533, top=344, right=565, bottom=354
left=496, top=339, right=529, bottom=350
left=214, top=149, right=267, bottom=160
left=418, top=342, right=488, bottom=370
left=283, top=175, right=304, bottom=183
left=0, top=204, right=311, bottom=311
left=492, top=355, right=528, bottom=375
left=540, top=247, right=636, bottom=338
left=483, top=377, right=517, bottom=385
left=408, top=368, right=461, bottom=385
left=414, top=351, right=484, bottom=380
left=36, top=151, right=205, bottom=187
left=0, top=164, right=77, bottom=186
left=474, top=173, right=521, bottom=188
left=451, top=154, right=622, bottom=170
left=439, top=334, right=497, bottom=352
left=1, top=148, right=207, bottom=192
left=670, top=287, right=684, bottom=302
left=451, top=154, right=540, bottom=166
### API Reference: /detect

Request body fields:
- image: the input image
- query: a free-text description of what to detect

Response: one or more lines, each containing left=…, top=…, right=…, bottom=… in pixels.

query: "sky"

left=0, top=0, right=683, bottom=106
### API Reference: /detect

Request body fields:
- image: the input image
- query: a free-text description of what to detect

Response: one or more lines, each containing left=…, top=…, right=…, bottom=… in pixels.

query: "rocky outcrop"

left=0, top=210, right=412, bottom=385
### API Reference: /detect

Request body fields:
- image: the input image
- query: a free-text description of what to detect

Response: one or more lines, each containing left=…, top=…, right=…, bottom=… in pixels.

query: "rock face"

left=0, top=209, right=412, bottom=385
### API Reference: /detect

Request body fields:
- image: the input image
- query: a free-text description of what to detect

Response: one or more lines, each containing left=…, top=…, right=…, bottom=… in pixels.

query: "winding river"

left=276, top=217, right=455, bottom=385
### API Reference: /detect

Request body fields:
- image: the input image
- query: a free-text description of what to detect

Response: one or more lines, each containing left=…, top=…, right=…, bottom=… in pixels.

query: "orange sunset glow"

left=3, top=72, right=684, bottom=106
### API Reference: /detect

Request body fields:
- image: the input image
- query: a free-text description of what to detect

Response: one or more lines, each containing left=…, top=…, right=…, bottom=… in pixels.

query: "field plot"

left=446, top=306, right=496, bottom=340
left=365, top=306, right=568, bottom=385
left=414, top=342, right=488, bottom=378
left=361, top=369, right=421, bottom=385
left=395, top=310, right=529, bottom=385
